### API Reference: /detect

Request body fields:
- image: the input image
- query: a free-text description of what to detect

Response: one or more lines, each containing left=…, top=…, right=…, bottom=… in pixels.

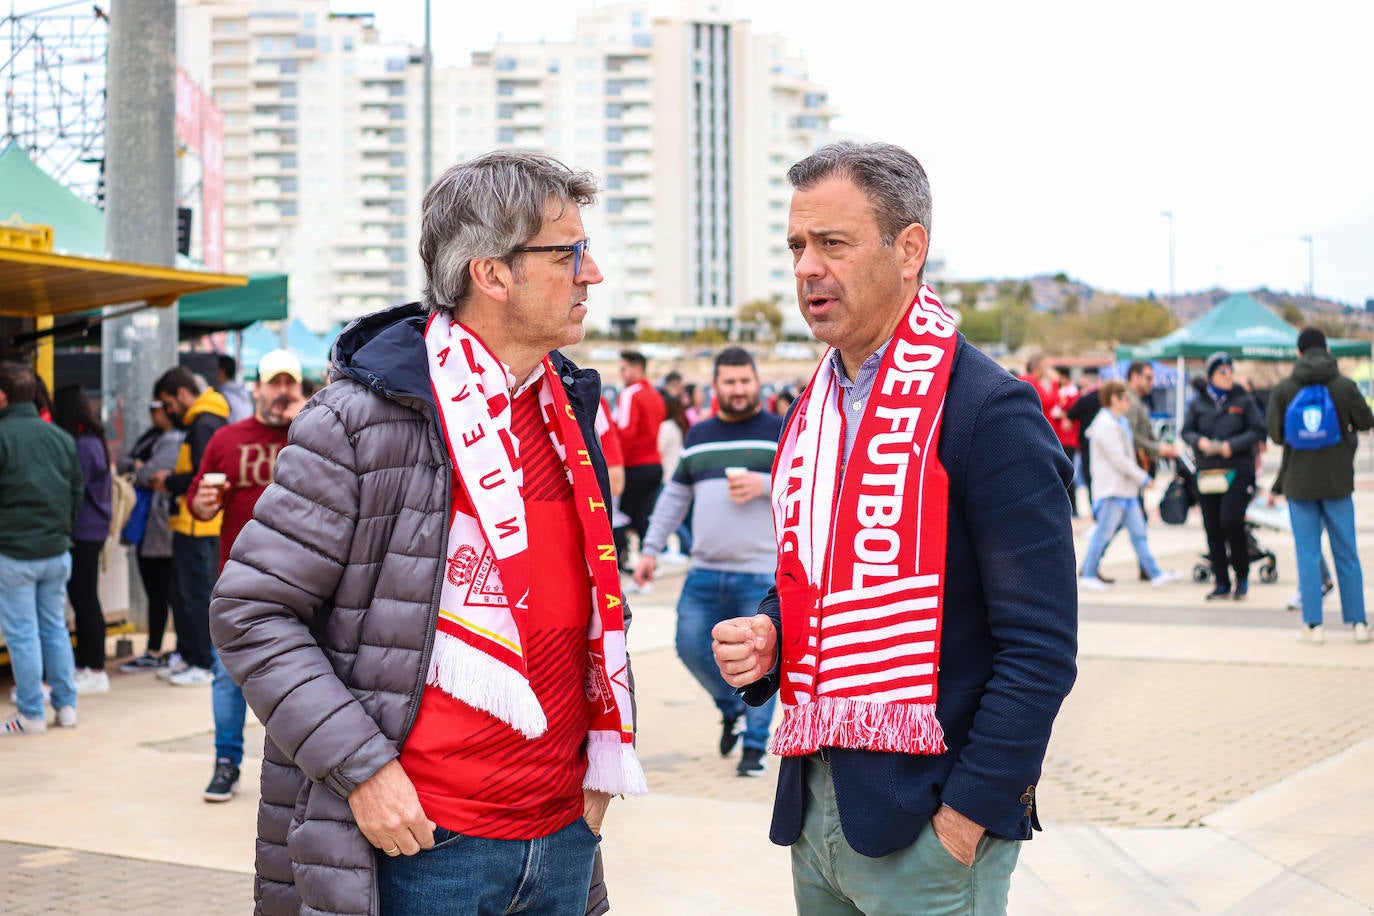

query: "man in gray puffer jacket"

left=210, top=151, right=643, bottom=916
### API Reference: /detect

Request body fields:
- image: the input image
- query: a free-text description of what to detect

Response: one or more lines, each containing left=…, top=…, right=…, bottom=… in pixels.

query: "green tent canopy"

left=1116, top=293, right=1372, bottom=361
left=0, top=142, right=105, bottom=257
left=0, top=143, right=286, bottom=335
left=178, top=272, right=289, bottom=338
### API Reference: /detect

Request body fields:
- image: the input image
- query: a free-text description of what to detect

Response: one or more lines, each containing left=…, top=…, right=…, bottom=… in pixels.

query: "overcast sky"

left=329, top=0, right=1371, bottom=307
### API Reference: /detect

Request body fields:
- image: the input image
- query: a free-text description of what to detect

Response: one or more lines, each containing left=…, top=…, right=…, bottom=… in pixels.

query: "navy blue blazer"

left=744, top=336, right=1078, bottom=858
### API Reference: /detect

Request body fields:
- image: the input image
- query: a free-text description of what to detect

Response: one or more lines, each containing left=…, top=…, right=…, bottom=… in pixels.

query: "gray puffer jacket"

left=210, top=304, right=618, bottom=916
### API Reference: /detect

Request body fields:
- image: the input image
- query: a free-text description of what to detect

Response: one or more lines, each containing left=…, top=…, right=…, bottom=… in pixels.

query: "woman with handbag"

left=1180, top=352, right=1266, bottom=600
left=1078, top=381, right=1180, bottom=589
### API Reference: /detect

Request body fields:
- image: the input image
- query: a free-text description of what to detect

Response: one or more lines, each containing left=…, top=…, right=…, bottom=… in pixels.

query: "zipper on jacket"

left=399, top=420, right=452, bottom=745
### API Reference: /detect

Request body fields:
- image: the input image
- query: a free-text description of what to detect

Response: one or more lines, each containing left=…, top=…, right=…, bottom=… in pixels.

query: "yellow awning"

left=0, top=247, right=248, bottom=318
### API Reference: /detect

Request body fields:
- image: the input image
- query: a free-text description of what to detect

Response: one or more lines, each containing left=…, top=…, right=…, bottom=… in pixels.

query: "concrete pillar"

left=102, top=0, right=179, bottom=631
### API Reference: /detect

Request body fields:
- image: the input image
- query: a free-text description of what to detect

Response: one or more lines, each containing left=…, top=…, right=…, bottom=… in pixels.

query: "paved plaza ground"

left=4, top=453, right=1374, bottom=914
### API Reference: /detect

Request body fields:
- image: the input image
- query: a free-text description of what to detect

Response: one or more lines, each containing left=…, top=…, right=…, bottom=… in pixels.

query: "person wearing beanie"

left=1180, top=351, right=1266, bottom=600
left=1268, top=327, right=1373, bottom=644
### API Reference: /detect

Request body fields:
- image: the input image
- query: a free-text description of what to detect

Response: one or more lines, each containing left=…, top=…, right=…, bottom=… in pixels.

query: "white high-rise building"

left=426, top=2, right=835, bottom=334
left=180, top=0, right=422, bottom=330
left=179, top=0, right=835, bottom=332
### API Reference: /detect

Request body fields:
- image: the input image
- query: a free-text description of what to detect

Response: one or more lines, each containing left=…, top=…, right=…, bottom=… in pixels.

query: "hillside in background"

left=939, top=273, right=1374, bottom=356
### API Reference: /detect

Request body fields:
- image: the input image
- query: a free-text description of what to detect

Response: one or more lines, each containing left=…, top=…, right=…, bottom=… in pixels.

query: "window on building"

left=496, top=56, right=516, bottom=71
left=497, top=127, right=516, bottom=143
left=280, top=201, right=298, bottom=218
left=389, top=176, right=405, bottom=191
left=389, top=105, right=405, bottom=120
left=280, top=82, right=298, bottom=98
left=389, top=129, right=405, bottom=144
left=388, top=81, right=405, bottom=97
left=389, top=152, right=405, bottom=167
left=296, top=34, right=316, bottom=50
left=386, top=57, right=406, bottom=73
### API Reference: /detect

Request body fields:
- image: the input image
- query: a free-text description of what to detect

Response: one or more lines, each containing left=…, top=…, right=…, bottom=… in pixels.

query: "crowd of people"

left=1, top=140, right=1369, bottom=916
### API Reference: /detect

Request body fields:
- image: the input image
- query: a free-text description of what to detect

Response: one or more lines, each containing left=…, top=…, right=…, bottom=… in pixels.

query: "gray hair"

left=788, top=141, right=933, bottom=252
left=419, top=150, right=598, bottom=312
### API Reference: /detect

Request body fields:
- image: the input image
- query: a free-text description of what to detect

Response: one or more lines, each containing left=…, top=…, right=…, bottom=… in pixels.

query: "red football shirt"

left=190, top=417, right=290, bottom=571
left=401, top=383, right=594, bottom=839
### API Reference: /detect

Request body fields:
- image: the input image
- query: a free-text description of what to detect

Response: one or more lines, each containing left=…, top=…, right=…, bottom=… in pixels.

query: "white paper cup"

left=201, top=472, right=227, bottom=488
left=724, top=466, right=748, bottom=480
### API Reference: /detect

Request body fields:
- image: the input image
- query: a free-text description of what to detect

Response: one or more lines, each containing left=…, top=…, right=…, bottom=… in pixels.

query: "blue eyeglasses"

left=513, top=237, right=590, bottom=275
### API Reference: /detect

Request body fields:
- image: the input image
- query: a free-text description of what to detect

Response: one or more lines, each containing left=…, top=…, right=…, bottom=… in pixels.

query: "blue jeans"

left=0, top=551, right=77, bottom=721
left=676, top=568, right=778, bottom=751
left=377, top=816, right=599, bottom=915
left=1080, top=497, right=1161, bottom=580
left=1288, top=497, right=1366, bottom=627
left=212, top=656, right=247, bottom=765
left=171, top=533, right=218, bottom=669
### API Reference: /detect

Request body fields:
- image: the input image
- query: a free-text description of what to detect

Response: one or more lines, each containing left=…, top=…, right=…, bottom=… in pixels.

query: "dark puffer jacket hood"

left=331, top=302, right=610, bottom=499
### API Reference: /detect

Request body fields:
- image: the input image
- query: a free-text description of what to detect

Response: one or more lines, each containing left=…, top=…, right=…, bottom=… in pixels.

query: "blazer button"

left=1019, top=785, right=1035, bottom=805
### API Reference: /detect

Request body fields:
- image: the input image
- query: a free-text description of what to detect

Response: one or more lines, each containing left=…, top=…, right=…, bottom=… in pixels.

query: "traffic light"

left=176, top=207, right=193, bottom=256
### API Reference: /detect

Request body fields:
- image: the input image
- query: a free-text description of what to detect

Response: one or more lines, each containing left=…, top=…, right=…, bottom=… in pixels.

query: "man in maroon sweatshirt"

left=188, top=349, right=306, bottom=802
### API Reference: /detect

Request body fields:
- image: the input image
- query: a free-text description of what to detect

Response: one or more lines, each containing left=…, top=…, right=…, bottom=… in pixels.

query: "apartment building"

left=179, top=0, right=834, bottom=332
left=180, top=0, right=421, bottom=330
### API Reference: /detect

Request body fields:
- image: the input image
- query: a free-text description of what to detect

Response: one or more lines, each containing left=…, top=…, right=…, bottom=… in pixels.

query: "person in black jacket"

left=1180, top=351, right=1266, bottom=599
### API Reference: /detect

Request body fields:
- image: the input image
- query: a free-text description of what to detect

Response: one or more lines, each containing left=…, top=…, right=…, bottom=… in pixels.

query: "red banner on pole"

left=174, top=68, right=225, bottom=270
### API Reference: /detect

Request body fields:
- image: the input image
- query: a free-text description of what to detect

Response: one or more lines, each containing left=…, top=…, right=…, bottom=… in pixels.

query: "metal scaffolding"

left=2, top=0, right=109, bottom=204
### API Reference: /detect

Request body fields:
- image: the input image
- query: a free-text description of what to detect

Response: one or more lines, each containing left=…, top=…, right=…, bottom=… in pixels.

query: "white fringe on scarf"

left=770, top=695, right=946, bottom=757
left=426, top=634, right=548, bottom=739
left=584, top=731, right=649, bottom=795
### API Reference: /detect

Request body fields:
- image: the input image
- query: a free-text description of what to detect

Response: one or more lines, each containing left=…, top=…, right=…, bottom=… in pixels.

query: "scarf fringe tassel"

left=427, top=633, right=548, bottom=739
left=770, top=696, right=947, bottom=757
left=583, top=731, right=648, bottom=796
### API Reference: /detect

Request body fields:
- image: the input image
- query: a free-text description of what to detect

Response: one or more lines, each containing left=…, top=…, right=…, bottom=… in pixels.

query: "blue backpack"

left=1283, top=383, right=1341, bottom=450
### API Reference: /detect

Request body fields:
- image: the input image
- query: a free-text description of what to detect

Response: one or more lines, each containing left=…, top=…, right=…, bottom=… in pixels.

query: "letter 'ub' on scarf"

left=770, top=286, right=956, bottom=757
left=425, top=312, right=646, bottom=795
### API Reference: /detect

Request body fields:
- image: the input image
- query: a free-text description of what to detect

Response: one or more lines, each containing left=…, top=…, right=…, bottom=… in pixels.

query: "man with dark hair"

left=634, top=346, right=783, bottom=776
left=712, top=141, right=1077, bottom=914
left=1268, top=326, right=1373, bottom=644
left=151, top=366, right=230, bottom=686
left=615, top=348, right=666, bottom=572
left=210, top=150, right=643, bottom=915
left=187, top=350, right=306, bottom=803
left=216, top=354, right=252, bottom=423
left=0, top=361, right=84, bottom=735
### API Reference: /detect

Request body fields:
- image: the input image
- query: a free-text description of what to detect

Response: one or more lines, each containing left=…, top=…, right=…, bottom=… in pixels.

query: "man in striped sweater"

left=633, top=347, right=783, bottom=777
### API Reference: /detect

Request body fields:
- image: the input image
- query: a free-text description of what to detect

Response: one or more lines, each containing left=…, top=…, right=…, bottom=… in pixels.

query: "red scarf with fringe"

left=424, top=312, right=645, bottom=796
left=770, top=286, right=957, bottom=757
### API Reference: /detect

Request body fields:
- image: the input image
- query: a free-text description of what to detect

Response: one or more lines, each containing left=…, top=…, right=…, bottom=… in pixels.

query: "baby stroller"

left=1190, top=501, right=1279, bottom=585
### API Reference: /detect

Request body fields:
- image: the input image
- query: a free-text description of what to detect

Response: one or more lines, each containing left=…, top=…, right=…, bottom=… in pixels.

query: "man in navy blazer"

left=714, top=141, right=1078, bottom=914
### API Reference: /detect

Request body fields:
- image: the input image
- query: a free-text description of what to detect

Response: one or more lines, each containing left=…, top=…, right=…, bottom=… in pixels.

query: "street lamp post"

left=1161, top=210, right=1175, bottom=309
left=1300, top=234, right=1314, bottom=309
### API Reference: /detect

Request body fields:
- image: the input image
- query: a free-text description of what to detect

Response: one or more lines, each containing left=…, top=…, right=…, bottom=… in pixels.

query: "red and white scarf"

left=770, top=286, right=958, bottom=757
left=424, top=313, right=646, bottom=796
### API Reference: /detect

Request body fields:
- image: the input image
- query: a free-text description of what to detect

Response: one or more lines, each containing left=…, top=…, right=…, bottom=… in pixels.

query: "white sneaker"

left=1150, top=570, right=1181, bottom=587
left=1354, top=622, right=1371, bottom=644
left=74, top=668, right=110, bottom=694
left=155, top=653, right=189, bottom=681
left=55, top=706, right=78, bottom=728
left=1286, top=590, right=1302, bottom=611
left=1, top=714, right=47, bottom=736
left=9, top=683, right=51, bottom=705
left=1078, top=576, right=1112, bottom=591
left=168, top=666, right=214, bottom=687
left=1297, top=625, right=1324, bottom=645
